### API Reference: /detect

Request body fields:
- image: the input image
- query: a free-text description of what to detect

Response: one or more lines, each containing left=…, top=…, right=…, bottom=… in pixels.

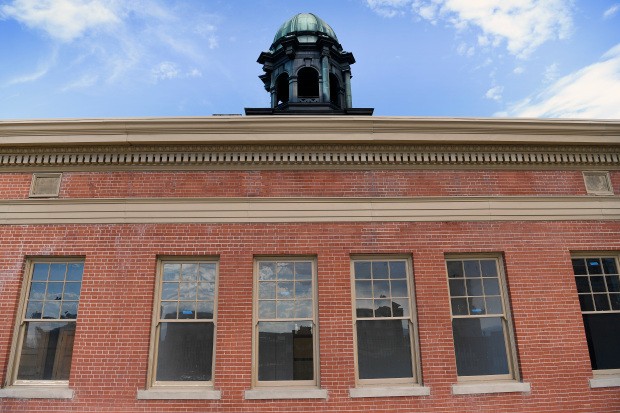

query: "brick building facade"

left=0, top=116, right=619, bottom=413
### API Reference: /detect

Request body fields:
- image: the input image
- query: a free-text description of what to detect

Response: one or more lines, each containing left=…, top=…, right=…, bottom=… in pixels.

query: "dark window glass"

left=587, top=259, right=603, bottom=275
left=572, top=258, right=587, bottom=275
left=575, top=277, right=591, bottom=293
left=582, top=313, right=620, bottom=370
left=579, top=294, right=595, bottom=311
left=17, top=322, right=76, bottom=380
left=297, top=68, right=319, bottom=97
left=357, top=320, right=413, bottom=379
left=258, top=321, right=313, bottom=381
left=156, top=322, right=214, bottom=381
left=602, top=258, right=618, bottom=275
left=452, top=317, right=509, bottom=376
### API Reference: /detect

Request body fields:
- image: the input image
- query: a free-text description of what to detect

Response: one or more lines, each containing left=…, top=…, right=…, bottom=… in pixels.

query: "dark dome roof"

left=272, top=13, right=338, bottom=45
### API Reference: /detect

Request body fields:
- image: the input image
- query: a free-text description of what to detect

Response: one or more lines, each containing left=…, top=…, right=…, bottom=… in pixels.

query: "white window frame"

left=350, top=255, right=422, bottom=387
left=145, top=257, right=219, bottom=390
left=251, top=256, right=320, bottom=389
left=571, top=253, right=620, bottom=381
left=4, top=258, right=84, bottom=389
left=445, top=254, right=520, bottom=383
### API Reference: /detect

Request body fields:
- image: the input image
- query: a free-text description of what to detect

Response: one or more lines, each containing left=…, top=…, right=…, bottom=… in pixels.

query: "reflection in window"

left=17, top=261, right=83, bottom=381
left=154, top=261, right=217, bottom=383
left=447, top=258, right=516, bottom=378
left=572, top=257, right=620, bottom=370
left=352, top=258, right=418, bottom=381
left=256, top=259, right=316, bottom=383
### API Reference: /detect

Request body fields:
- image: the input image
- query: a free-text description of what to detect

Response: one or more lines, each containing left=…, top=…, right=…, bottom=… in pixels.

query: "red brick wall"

left=1, top=220, right=619, bottom=413
left=0, top=170, right=599, bottom=200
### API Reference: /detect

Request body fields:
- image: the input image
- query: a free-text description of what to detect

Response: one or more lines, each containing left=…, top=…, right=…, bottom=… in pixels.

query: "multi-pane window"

left=352, top=258, right=419, bottom=383
left=446, top=257, right=517, bottom=379
left=13, top=260, right=84, bottom=382
left=151, top=260, right=217, bottom=384
left=254, top=258, right=317, bottom=384
left=571, top=256, right=620, bottom=371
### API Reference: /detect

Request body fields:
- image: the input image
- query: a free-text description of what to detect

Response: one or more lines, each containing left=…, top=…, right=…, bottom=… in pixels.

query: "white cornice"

left=1, top=196, right=618, bottom=225
left=0, top=116, right=619, bottom=146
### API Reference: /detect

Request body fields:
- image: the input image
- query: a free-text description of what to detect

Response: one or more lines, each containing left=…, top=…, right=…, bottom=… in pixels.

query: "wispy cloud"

left=4, top=48, right=58, bottom=86
left=0, top=0, right=220, bottom=89
left=500, top=44, right=620, bottom=119
left=366, top=0, right=574, bottom=58
left=485, top=85, right=503, bottom=101
left=604, top=4, right=619, bottom=19
left=0, top=0, right=120, bottom=42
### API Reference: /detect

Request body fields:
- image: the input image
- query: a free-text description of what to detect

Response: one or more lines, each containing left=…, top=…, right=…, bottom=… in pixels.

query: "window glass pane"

left=259, top=282, right=276, bottom=299
left=355, top=281, right=372, bottom=299
left=61, top=301, right=78, bottom=319
left=295, top=300, right=313, bottom=318
left=357, top=319, right=413, bottom=379
left=277, top=262, right=294, bottom=280
left=485, top=296, right=503, bottom=315
left=391, top=280, right=408, bottom=297
left=277, top=282, right=294, bottom=299
left=63, top=282, right=81, bottom=300
left=295, top=262, right=312, bottom=280
left=161, top=283, right=178, bottom=300
left=587, top=258, right=603, bottom=275
left=466, top=279, right=483, bottom=296
left=45, top=283, right=63, bottom=300
left=447, top=261, right=463, bottom=278
left=156, top=322, right=214, bottom=381
left=389, top=261, right=407, bottom=279
left=480, top=260, right=498, bottom=277
left=354, top=261, right=372, bottom=279
left=572, top=258, right=587, bottom=275
left=593, top=294, right=610, bottom=311
left=66, top=263, right=83, bottom=281
left=579, top=294, right=594, bottom=311
left=610, top=294, right=620, bottom=310
left=582, top=313, right=620, bottom=370
left=356, top=300, right=374, bottom=318
left=25, top=301, right=43, bottom=319
left=575, top=277, right=591, bottom=293
left=374, top=299, right=392, bottom=317
left=483, top=278, right=500, bottom=295
left=32, top=264, right=49, bottom=281
left=452, top=317, right=509, bottom=376
left=42, top=301, right=61, bottom=319
left=29, top=282, right=46, bottom=300
left=464, top=260, right=481, bottom=278
left=198, top=263, right=216, bottom=282
left=49, top=264, right=66, bottom=281
left=602, top=258, right=618, bottom=275
left=372, top=261, right=389, bottom=279
left=179, top=283, right=197, bottom=301
left=295, top=281, right=312, bottom=299
left=391, top=298, right=409, bottom=317
left=606, top=275, right=620, bottom=293
left=373, top=280, right=390, bottom=298
left=196, top=301, right=214, bottom=319
left=197, top=282, right=215, bottom=301
left=259, top=301, right=276, bottom=318
left=276, top=301, right=294, bottom=318
left=258, top=321, right=313, bottom=381
left=449, top=279, right=466, bottom=297
left=181, top=264, right=198, bottom=281
left=451, top=298, right=468, bottom=316
left=468, top=297, right=486, bottom=315
left=259, top=262, right=276, bottom=281
left=161, top=302, right=178, bottom=319
left=163, top=264, right=180, bottom=281
left=17, top=321, right=76, bottom=380
left=590, top=276, right=606, bottom=293
left=178, top=302, right=196, bottom=319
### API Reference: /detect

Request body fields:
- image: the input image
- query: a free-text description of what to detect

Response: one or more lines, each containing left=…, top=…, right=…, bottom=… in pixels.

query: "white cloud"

left=485, top=85, right=503, bottom=101
left=367, top=0, right=574, bottom=58
left=0, top=0, right=120, bottom=42
left=152, top=61, right=180, bottom=81
left=603, top=4, right=620, bottom=19
left=513, top=66, right=525, bottom=75
left=366, top=0, right=411, bottom=17
left=544, top=62, right=559, bottom=83
left=61, top=74, right=99, bottom=91
left=502, top=43, right=620, bottom=119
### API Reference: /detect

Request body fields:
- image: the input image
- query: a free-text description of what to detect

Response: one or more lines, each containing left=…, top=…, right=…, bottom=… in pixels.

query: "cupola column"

left=321, top=49, right=330, bottom=103
left=290, top=75, right=298, bottom=103
left=344, top=70, right=352, bottom=108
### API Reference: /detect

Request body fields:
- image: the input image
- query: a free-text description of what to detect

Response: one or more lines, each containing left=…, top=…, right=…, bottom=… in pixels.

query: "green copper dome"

left=272, top=13, right=338, bottom=45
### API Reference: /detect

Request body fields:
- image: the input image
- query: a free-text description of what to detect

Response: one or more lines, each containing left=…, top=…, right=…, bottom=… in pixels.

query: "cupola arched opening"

left=275, top=73, right=289, bottom=105
left=329, top=73, right=340, bottom=107
left=297, top=67, right=319, bottom=98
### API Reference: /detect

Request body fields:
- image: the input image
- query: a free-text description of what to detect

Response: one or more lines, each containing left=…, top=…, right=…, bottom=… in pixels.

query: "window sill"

left=0, top=385, right=74, bottom=399
left=137, top=387, right=221, bottom=400
left=349, top=385, right=430, bottom=398
left=452, top=381, right=531, bottom=395
left=590, top=376, right=620, bottom=388
left=244, top=388, right=328, bottom=400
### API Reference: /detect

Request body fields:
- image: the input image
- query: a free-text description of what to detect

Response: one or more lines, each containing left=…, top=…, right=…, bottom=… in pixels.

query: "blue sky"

left=0, top=0, right=619, bottom=119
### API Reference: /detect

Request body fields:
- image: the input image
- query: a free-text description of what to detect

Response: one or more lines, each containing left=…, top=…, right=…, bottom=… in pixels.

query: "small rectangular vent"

left=583, top=171, right=613, bottom=195
left=29, top=173, right=62, bottom=198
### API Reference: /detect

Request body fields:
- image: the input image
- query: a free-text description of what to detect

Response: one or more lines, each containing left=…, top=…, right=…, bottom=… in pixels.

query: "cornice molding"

left=0, top=143, right=618, bottom=170
left=1, top=116, right=619, bottom=146
left=1, top=196, right=618, bottom=225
